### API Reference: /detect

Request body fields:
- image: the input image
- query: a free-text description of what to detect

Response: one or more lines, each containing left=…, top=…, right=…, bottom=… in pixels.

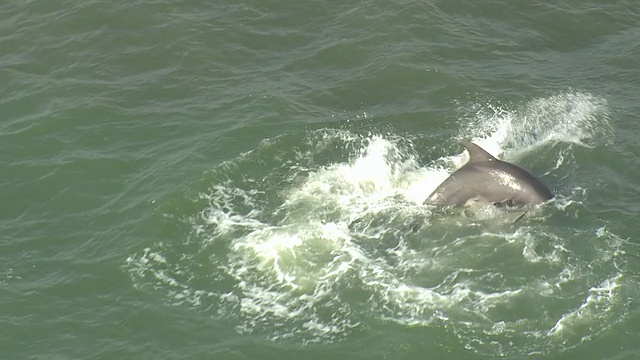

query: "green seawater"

left=2, top=1, right=639, bottom=359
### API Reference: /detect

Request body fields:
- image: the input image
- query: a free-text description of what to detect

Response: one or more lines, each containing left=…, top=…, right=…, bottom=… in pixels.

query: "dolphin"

left=425, top=141, right=553, bottom=207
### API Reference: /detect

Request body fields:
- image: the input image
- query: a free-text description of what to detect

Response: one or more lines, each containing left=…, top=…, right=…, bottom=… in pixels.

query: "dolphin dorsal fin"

left=458, top=141, right=497, bottom=162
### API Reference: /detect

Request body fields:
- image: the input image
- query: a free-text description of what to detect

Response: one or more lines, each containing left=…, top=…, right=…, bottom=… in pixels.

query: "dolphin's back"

left=425, top=142, right=553, bottom=206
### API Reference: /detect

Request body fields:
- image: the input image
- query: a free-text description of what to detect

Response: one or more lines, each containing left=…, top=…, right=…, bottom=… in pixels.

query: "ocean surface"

left=2, top=1, right=639, bottom=359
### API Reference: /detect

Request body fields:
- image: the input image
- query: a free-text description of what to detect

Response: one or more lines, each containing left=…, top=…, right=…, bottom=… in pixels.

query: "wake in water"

left=126, top=91, right=628, bottom=356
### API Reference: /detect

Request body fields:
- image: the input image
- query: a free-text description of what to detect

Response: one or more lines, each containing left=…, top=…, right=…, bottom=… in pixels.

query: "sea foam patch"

left=126, top=92, right=627, bottom=356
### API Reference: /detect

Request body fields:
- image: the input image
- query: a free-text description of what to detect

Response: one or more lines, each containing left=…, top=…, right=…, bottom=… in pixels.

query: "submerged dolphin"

left=425, top=141, right=553, bottom=207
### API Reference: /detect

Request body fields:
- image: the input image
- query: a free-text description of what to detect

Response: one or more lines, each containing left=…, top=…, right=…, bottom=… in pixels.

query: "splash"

left=458, top=91, right=612, bottom=161
left=126, top=91, right=627, bottom=356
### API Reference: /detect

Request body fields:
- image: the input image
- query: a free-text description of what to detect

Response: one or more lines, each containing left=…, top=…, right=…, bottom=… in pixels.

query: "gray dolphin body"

left=425, top=141, right=553, bottom=207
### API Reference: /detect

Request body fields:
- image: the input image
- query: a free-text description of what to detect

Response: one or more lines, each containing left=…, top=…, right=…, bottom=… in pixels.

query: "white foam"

left=126, top=91, right=625, bottom=356
left=548, top=274, right=622, bottom=337
left=459, top=91, right=611, bottom=162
